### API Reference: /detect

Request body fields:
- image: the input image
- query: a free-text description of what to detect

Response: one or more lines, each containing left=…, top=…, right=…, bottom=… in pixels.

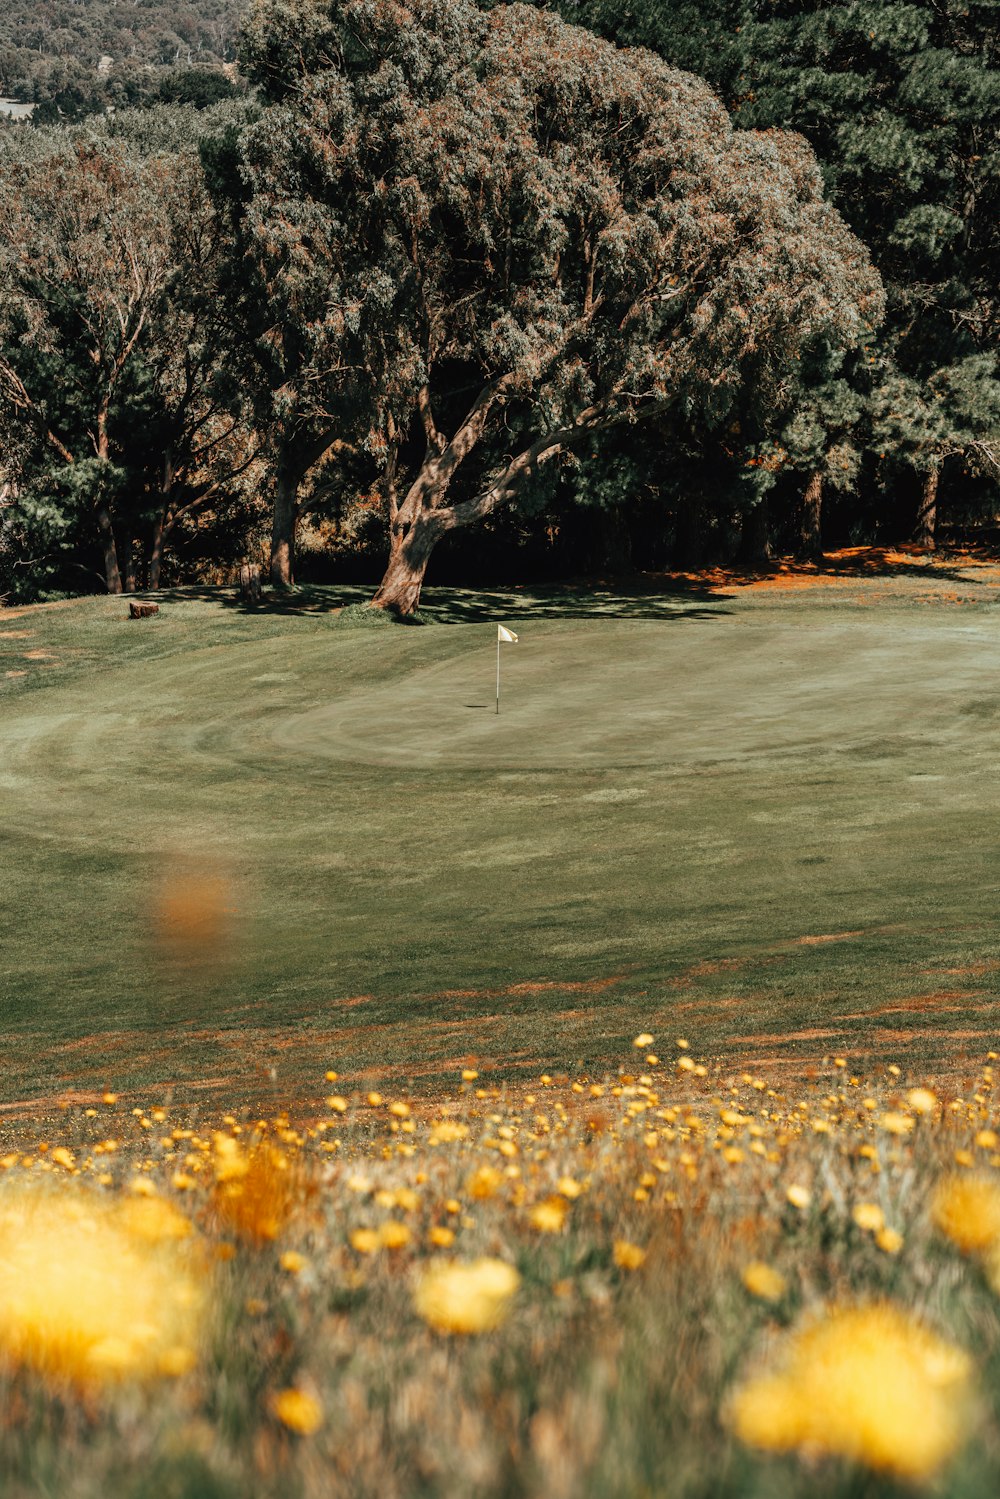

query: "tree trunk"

left=121, top=537, right=137, bottom=593
left=798, top=470, right=824, bottom=560
left=915, top=466, right=939, bottom=551
left=270, top=463, right=300, bottom=588
left=96, top=505, right=122, bottom=594
left=371, top=511, right=447, bottom=614
left=149, top=509, right=167, bottom=591
left=739, top=500, right=773, bottom=569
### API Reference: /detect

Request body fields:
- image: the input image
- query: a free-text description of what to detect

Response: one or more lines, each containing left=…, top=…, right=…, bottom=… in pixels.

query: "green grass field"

left=3, top=554, right=1000, bottom=1115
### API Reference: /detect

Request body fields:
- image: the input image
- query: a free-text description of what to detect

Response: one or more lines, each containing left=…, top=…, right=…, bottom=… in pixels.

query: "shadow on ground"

left=148, top=578, right=733, bottom=623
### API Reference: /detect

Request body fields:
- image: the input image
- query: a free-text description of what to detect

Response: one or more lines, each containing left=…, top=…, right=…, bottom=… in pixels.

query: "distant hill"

left=0, top=0, right=244, bottom=118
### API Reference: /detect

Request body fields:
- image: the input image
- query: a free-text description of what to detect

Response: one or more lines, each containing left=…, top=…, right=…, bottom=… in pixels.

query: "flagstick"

left=496, top=633, right=501, bottom=714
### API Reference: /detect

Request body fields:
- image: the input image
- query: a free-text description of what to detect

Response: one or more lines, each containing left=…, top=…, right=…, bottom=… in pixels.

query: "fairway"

left=3, top=558, right=1000, bottom=1115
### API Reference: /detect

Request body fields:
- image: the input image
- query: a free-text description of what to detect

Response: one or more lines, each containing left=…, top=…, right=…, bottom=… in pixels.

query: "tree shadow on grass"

left=145, top=579, right=734, bottom=623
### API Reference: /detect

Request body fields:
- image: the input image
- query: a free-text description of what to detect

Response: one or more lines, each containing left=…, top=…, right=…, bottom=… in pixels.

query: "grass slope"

left=2, top=556, right=1000, bottom=1113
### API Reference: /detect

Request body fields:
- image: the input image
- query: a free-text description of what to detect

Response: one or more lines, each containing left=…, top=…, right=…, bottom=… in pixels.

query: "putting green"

left=277, top=614, right=1000, bottom=773
left=2, top=565, right=1000, bottom=1114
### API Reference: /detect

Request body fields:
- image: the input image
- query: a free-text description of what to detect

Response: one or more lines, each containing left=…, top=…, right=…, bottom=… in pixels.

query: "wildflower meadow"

left=1, top=1040, right=1000, bottom=1497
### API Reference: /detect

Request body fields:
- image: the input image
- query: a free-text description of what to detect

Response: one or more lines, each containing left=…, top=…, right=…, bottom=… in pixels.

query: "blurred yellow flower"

left=461, top=1069, right=479, bottom=1082
left=613, top=1241, right=647, bottom=1271
left=728, top=1303, right=971, bottom=1480
left=853, top=1203, right=885, bottom=1233
left=467, top=1165, right=504, bottom=1200
left=349, top=1229, right=380, bottom=1254
left=50, top=1147, right=74, bottom=1170
left=271, top=1388, right=323, bottom=1435
left=413, top=1258, right=519, bottom=1335
left=876, top=1227, right=904, bottom=1254
left=742, top=1262, right=786, bottom=1302
left=557, top=1176, right=584, bottom=1199
left=880, top=1112, right=915, bottom=1137
left=213, top=1142, right=298, bottom=1246
left=633, top=1034, right=654, bottom=1049
left=280, top=1251, right=308, bottom=1274
left=529, top=1197, right=568, bottom=1233
left=786, top=1185, right=811, bottom=1210
left=429, top=1226, right=456, bottom=1249
left=117, top=1196, right=193, bottom=1243
left=908, top=1088, right=937, bottom=1115
left=0, top=1186, right=202, bottom=1387
left=379, top=1221, right=412, bottom=1251
left=933, top=1174, right=1000, bottom=1254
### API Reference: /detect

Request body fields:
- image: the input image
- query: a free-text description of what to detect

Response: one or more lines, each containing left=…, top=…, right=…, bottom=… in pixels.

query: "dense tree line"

left=543, top=0, right=1000, bottom=560
left=0, top=0, right=998, bottom=607
left=0, top=0, right=242, bottom=121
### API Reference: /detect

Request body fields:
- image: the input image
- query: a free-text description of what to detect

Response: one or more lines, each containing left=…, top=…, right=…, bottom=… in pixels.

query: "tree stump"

left=128, top=602, right=159, bottom=619
left=238, top=563, right=262, bottom=603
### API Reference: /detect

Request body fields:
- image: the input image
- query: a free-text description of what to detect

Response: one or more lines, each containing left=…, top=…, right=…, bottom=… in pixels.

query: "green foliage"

left=537, top=0, right=1000, bottom=547
left=227, top=0, right=880, bottom=603
left=0, top=110, right=262, bottom=598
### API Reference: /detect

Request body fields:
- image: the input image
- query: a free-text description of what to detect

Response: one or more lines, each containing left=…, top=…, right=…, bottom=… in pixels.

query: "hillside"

left=0, top=0, right=243, bottom=114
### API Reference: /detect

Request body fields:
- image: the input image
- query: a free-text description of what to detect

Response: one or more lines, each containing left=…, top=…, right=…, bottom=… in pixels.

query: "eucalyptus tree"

left=0, top=111, right=255, bottom=595
left=234, top=0, right=882, bottom=610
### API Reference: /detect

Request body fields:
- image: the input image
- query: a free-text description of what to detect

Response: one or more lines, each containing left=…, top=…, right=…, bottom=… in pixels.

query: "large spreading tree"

left=231, top=0, right=883, bottom=610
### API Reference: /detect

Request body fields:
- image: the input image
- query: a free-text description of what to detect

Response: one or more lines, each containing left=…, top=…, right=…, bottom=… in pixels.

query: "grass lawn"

left=3, top=550, right=1000, bottom=1116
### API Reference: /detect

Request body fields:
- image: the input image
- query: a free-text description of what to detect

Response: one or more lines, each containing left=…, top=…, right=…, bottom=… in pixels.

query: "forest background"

left=0, top=0, right=997, bottom=605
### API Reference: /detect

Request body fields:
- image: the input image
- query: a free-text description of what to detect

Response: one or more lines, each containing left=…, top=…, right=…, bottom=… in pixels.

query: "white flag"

left=497, top=625, right=518, bottom=643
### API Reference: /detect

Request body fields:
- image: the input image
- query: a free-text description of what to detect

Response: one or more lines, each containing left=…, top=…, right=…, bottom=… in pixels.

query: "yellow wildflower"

left=742, top=1262, right=786, bottom=1302
left=932, top=1174, right=1000, bottom=1254
left=280, top=1251, right=308, bottom=1274
left=908, top=1088, right=937, bottom=1115
left=876, top=1228, right=904, bottom=1254
left=786, top=1185, right=811, bottom=1210
left=0, top=1186, right=202, bottom=1387
left=880, top=1112, right=915, bottom=1137
left=379, top=1221, right=412, bottom=1251
left=728, top=1303, right=971, bottom=1480
left=529, top=1197, right=568, bottom=1233
left=117, top=1196, right=192, bottom=1243
left=413, top=1258, right=519, bottom=1335
left=557, top=1176, right=584, bottom=1199
left=633, top=1034, right=654, bottom=1049
left=349, top=1229, right=380, bottom=1254
left=271, top=1388, right=323, bottom=1436
left=429, top=1226, right=456, bottom=1249
left=467, top=1165, right=504, bottom=1200
left=853, top=1203, right=885, bottom=1233
left=213, top=1144, right=298, bottom=1245
left=613, top=1241, right=647, bottom=1271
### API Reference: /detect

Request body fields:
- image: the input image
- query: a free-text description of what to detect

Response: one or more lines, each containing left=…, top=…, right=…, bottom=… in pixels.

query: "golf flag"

left=496, top=625, right=518, bottom=712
